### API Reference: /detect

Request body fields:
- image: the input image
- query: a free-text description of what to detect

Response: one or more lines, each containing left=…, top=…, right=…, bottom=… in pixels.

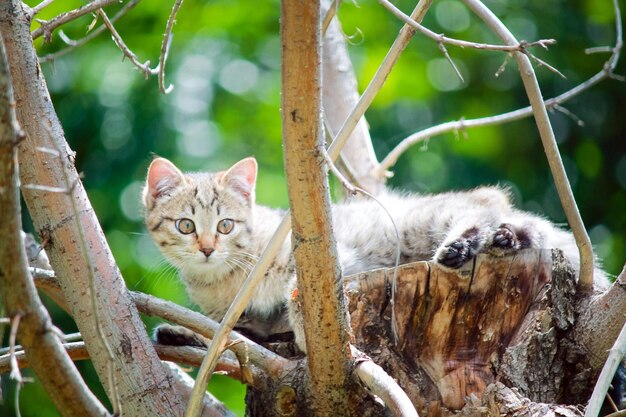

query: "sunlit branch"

left=39, top=0, right=141, bottom=63
left=158, top=0, right=183, bottom=94
left=378, top=0, right=623, bottom=177
left=355, top=358, right=419, bottom=417
left=31, top=0, right=119, bottom=42
left=97, top=9, right=157, bottom=79
left=378, top=0, right=556, bottom=53
left=186, top=2, right=435, bottom=409
left=461, top=0, right=595, bottom=289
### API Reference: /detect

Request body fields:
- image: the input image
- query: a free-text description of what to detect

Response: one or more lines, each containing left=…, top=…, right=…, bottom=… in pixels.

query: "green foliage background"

left=2, top=0, right=625, bottom=415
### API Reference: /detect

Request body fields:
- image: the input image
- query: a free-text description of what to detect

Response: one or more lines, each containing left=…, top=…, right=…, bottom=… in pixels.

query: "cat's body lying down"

left=142, top=157, right=608, bottom=348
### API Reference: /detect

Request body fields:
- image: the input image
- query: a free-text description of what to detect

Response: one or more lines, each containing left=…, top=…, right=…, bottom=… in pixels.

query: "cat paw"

left=436, top=228, right=481, bottom=269
left=153, top=324, right=207, bottom=348
left=491, top=224, right=519, bottom=251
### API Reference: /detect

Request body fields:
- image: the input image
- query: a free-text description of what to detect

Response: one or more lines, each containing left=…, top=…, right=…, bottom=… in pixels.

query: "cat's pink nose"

left=199, top=247, right=214, bottom=257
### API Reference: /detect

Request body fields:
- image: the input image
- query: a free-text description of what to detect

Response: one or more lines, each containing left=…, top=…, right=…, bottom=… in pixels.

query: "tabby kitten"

left=143, top=157, right=607, bottom=347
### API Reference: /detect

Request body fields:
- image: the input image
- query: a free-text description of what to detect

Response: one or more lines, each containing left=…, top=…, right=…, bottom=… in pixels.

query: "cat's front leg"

left=154, top=323, right=209, bottom=348
left=435, top=226, right=490, bottom=268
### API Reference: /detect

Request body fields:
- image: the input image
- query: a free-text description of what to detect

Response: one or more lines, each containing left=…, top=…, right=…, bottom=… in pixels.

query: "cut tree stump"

left=343, top=248, right=584, bottom=416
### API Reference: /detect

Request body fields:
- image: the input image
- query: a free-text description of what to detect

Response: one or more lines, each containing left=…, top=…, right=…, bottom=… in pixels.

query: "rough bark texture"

left=343, top=250, right=594, bottom=416
left=0, top=2, right=183, bottom=415
left=281, top=0, right=354, bottom=415
left=245, top=250, right=605, bottom=416
left=0, top=34, right=108, bottom=417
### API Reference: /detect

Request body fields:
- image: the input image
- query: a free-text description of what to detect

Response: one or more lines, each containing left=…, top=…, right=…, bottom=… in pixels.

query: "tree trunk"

left=247, top=249, right=610, bottom=416
left=0, top=2, right=184, bottom=415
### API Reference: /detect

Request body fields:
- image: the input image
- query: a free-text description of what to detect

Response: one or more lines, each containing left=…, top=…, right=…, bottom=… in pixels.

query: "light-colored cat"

left=142, top=156, right=607, bottom=347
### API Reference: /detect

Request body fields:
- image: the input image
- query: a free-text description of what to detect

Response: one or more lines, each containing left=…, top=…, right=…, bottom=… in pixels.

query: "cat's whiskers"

left=133, top=257, right=179, bottom=291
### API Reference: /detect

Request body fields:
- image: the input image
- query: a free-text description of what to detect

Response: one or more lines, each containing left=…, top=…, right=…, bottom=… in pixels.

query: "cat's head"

left=142, top=157, right=257, bottom=279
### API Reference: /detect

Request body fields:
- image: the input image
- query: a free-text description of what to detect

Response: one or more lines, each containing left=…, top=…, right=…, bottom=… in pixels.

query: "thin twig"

left=354, top=358, right=419, bottom=417
left=378, top=0, right=556, bottom=53
left=21, top=184, right=67, bottom=193
left=322, top=0, right=342, bottom=34
left=9, top=314, right=23, bottom=384
left=437, top=41, right=464, bottom=82
left=97, top=9, right=157, bottom=79
left=31, top=0, right=119, bottom=42
left=158, top=0, right=183, bottom=94
left=460, top=0, right=594, bottom=289
left=585, top=320, right=626, bottom=415
left=39, top=0, right=141, bottom=63
left=551, top=104, right=584, bottom=127
left=378, top=0, right=623, bottom=177
left=30, top=0, right=55, bottom=16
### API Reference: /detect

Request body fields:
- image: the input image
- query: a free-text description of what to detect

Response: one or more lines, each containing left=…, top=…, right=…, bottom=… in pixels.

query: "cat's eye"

left=217, top=219, right=234, bottom=235
left=175, top=218, right=196, bottom=235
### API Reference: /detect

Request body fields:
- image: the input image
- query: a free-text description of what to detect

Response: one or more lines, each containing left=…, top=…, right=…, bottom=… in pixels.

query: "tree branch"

left=0, top=344, right=239, bottom=417
left=38, top=0, right=141, bottom=63
left=158, top=0, right=183, bottom=94
left=326, top=0, right=433, bottom=166
left=31, top=0, right=119, bottom=42
left=321, top=0, right=384, bottom=195
left=378, top=0, right=556, bottom=53
left=377, top=0, right=623, bottom=179
left=354, top=359, right=419, bottom=417
left=0, top=2, right=184, bottom=414
left=461, top=0, right=595, bottom=290
left=0, top=33, right=109, bottom=416
left=281, top=0, right=354, bottom=413
left=585, top=307, right=626, bottom=416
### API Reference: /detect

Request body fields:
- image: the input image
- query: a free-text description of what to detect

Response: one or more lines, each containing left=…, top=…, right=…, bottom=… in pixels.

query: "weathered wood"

left=345, top=249, right=577, bottom=415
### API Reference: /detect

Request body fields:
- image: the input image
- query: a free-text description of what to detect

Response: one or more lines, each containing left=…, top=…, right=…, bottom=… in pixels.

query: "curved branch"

left=461, top=0, right=595, bottom=290
left=378, top=0, right=556, bottom=53
left=158, top=0, right=183, bottom=94
left=354, top=359, right=419, bottom=417
left=38, top=0, right=141, bottom=63
left=31, top=0, right=119, bottom=42
left=377, top=0, right=623, bottom=176
left=0, top=343, right=241, bottom=416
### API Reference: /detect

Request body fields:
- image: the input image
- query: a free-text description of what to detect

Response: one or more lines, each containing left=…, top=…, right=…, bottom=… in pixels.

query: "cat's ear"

left=145, top=158, right=186, bottom=203
left=220, top=157, right=257, bottom=202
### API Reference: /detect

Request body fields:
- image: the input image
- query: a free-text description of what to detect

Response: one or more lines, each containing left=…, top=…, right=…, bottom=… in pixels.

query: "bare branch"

left=8, top=315, right=23, bottom=384
left=182, top=2, right=436, bottom=410
left=39, top=0, right=141, bottom=63
left=1, top=1, right=185, bottom=412
left=158, top=0, right=184, bottom=94
left=131, top=291, right=292, bottom=379
left=326, top=0, right=432, bottom=164
left=0, top=30, right=109, bottom=415
left=31, top=0, right=119, bottom=42
left=354, top=358, right=419, bottom=417
left=280, top=0, right=356, bottom=411
left=322, top=0, right=341, bottom=34
left=378, top=0, right=557, bottom=53
left=585, top=316, right=626, bottom=416
left=462, top=0, right=596, bottom=290
left=378, top=0, right=622, bottom=195
left=30, top=0, right=55, bottom=16
left=97, top=9, right=157, bottom=79
left=322, top=0, right=384, bottom=195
